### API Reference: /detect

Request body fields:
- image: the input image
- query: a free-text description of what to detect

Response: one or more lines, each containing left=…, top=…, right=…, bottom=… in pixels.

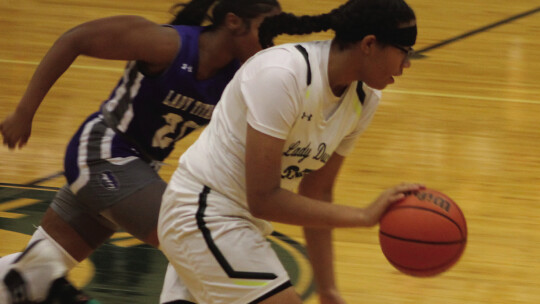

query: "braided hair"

left=170, top=0, right=281, bottom=29
left=259, top=0, right=416, bottom=49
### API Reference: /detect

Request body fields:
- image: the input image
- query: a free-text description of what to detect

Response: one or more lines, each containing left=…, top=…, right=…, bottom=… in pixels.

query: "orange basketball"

left=378, top=188, right=467, bottom=277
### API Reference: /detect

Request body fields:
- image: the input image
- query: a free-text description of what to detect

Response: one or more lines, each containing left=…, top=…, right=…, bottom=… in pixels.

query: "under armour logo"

left=180, top=63, right=193, bottom=73
left=301, top=112, right=312, bottom=121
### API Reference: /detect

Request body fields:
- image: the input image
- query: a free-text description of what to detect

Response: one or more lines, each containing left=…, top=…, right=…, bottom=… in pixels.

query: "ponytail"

left=258, top=0, right=416, bottom=49
left=169, top=0, right=217, bottom=25
left=258, top=12, right=336, bottom=48
left=170, top=0, right=280, bottom=27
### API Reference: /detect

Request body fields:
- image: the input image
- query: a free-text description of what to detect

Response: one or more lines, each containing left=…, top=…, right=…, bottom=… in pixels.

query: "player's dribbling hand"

left=0, top=110, right=33, bottom=150
left=362, top=183, right=425, bottom=226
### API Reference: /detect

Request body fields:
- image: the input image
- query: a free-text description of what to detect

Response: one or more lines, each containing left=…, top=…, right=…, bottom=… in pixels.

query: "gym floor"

left=1, top=1, right=539, bottom=303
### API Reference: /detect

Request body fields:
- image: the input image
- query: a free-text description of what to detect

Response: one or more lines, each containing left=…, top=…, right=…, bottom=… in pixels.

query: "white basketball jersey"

left=175, top=40, right=381, bottom=207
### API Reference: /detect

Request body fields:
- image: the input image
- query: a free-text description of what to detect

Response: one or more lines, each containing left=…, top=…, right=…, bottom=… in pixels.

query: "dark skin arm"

left=299, top=153, right=347, bottom=304
left=245, top=124, right=424, bottom=227
left=245, top=125, right=423, bottom=303
left=0, top=15, right=179, bottom=149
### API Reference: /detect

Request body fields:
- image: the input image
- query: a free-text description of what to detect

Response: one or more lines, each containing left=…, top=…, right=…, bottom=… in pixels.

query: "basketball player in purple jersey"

left=0, top=0, right=281, bottom=303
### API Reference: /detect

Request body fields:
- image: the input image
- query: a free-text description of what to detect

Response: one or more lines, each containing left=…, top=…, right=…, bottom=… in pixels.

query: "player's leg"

left=96, top=165, right=200, bottom=302
left=1, top=227, right=106, bottom=304
left=158, top=171, right=300, bottom=304
left=0, top=165, right=165, bottom=303
left=1, top=184, right=116, bottom=303
left=100, top=178, right=167, bottom=247
left=160, top=208, right=299, bottom=304
left=258, top=287, right=302, bottom=304
left=160, top=263, right=197, bottom=304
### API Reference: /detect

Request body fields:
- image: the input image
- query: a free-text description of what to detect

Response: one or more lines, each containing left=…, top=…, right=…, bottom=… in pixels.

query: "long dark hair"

left=170, top=0, right=280, bottom=29
left=259, top=0, right=416, bottom=48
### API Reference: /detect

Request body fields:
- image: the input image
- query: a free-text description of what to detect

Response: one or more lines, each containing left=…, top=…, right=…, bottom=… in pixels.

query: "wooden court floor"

left=1, top=0, right=540, bottom=303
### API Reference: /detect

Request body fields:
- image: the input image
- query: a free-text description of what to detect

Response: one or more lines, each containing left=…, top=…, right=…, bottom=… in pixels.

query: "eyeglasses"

left=392, top=44, right=415, bottom=58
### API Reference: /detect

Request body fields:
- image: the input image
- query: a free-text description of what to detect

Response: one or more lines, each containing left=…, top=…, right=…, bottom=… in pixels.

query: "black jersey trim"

left=196, top=185, right=278, bottom=280
left=294, top=45, right=311, bottom=86
left=12, top=239, right=44, bottom=264
left=356, top=81, right=366, bottom=105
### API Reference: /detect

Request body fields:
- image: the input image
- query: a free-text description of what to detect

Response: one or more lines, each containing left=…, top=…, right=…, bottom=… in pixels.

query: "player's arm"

left=245, top=125, right=419, bottom=227
left=245, top=125, right=360, bottom=227
left=0, top=15, right=179, bottom=149
left=298, top=153, right=347, bottom=304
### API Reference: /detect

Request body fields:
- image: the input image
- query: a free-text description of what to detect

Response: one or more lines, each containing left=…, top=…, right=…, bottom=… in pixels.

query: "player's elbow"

left=246, top=191, right=276, bottom=220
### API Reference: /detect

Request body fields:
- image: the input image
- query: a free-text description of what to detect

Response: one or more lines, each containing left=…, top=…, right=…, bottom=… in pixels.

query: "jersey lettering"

left=312, top=143, right=330, bottom=163
left=162, top=90, right=196, bottom=110
left=152, top=113, right=200, bottom=149
left=281, top=166, right=313, bottom=179
left=283, top=141, right=312, bottom=163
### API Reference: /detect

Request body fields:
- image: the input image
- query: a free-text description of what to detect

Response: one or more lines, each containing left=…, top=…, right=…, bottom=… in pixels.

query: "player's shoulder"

left=243, top=41, right=330, bottom=87
left=257, top=41, right=330, bottom=66
left=238, top=44, right=303, bottom=84
left=250, top=43, right=307, bottom=68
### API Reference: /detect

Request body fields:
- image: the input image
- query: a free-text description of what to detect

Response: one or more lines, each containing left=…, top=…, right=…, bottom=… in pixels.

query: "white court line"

left=0, top=58, right=123, bottom=72
left=384, top=89, right=540, bottom=105
left=2, top=58, right=539, bottom=105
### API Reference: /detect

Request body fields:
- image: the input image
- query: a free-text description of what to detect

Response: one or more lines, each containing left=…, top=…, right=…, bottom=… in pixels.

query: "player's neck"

left=197, top=30, right=235, bottom=80
left=328, top=42, right=354, bottom=97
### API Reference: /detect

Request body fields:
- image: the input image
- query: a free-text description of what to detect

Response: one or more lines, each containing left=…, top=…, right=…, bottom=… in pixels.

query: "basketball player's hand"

left=362, top=183, right=425, bottom=226
left=0, top=110, right=33, bottom=150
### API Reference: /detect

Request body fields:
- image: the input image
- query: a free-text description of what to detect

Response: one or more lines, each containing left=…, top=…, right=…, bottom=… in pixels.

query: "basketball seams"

left=378, top=230, right=465, bottom=245
left=383, top=205, right=467, bottom=240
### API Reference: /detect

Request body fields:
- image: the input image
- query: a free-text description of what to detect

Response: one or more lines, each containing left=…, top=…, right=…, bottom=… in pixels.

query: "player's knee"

left=258, top=286, right=302, bottom=304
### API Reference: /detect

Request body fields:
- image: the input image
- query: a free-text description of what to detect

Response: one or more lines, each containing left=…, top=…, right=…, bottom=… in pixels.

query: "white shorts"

left=158, top=168, right=292, bottom=304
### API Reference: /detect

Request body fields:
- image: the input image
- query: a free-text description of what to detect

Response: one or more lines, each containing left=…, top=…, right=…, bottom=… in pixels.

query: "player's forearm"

left=300, top=186, right=340, bottom=295
left=17, top=33, right=80, bottom=117
left=248, top=187, right=364, bottom=228
left=303, top=227, right=340, bottom=296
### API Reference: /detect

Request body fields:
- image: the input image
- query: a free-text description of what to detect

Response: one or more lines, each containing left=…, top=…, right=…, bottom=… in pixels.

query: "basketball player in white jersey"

left=158, top=0, right=424, bottom=303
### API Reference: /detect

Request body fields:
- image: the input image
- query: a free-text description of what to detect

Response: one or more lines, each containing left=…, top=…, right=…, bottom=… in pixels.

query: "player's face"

left=362, top=21, right=416, bottom=90
left=234, top=7, right=281, bottom=62
left=367, top=44, right=412, bottom=90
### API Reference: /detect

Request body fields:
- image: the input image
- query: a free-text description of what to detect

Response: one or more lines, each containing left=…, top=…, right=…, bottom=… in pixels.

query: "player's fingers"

left=388, top=193, right=406, bottom=203
left=7, top=139, right=17, bottom=150
left=19, top=134, right=30, bottom=148
left=394, top=183, right=425, bottom=194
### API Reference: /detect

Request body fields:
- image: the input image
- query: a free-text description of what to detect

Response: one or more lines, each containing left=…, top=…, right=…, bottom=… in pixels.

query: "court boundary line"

left=0, top=58, right=123, bottom=72
left=0, top=183, right=60, bottom=191
left=24, top=171, right=65, bottom=185
left=385, top=89, right=540, bottom=105
left=416, top=6, right=540, bottom=55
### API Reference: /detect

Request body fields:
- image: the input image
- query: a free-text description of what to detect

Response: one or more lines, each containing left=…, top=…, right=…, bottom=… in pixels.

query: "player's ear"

left=224, top=12, right=245, bottom=34
left=360, top=34, right=377, bottom=55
